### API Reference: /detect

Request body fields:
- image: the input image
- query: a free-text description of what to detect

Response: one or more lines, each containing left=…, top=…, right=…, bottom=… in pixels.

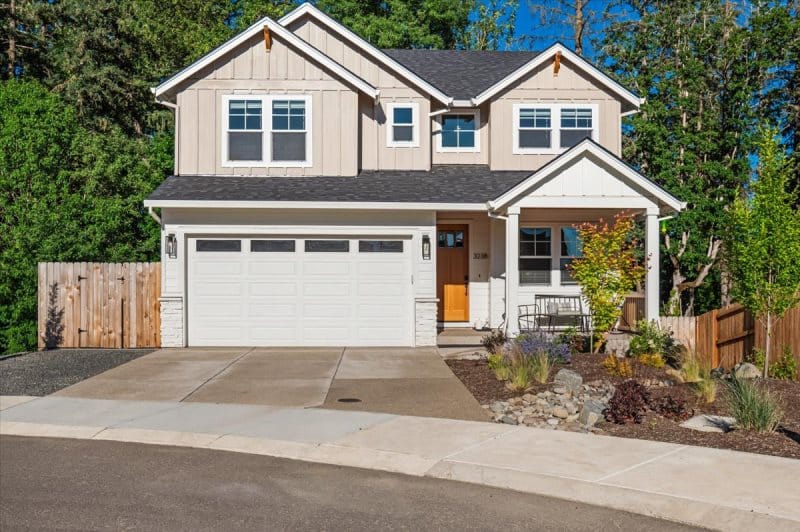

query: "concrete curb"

left=2, top=397, right=799, bottom=532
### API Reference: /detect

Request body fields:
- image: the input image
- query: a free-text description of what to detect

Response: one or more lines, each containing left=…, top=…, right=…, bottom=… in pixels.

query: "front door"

left=436, top=225, right=469, bottom=322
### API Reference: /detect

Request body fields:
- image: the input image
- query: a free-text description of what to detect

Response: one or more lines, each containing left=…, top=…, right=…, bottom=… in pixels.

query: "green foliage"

left=693, top=376, right=718, bottom=404
left=629, top=320, right=678, bottom=367
left=771, top=347, right=798, bottom=381
left=677, top=354, right=703, bottom=384
left=725, top=378, right=783, bottom=433
left=0, top=80, right=169, bottom=353
left=487, top=352, right=510, bottom=381
left=506, top=357, right=535, bottom=392
left=315, top=0, right=473, bottom=49
left=570, top=215, right=646, bottom=350
left=556, top=326, right=588, bottom=354
left=602, top=355, right=633, bottom=378
left=726, top=128, right=800, bottom=377
left=460, top=0, right=518, bottom=51
left=752, top=346, right=798, bottom=381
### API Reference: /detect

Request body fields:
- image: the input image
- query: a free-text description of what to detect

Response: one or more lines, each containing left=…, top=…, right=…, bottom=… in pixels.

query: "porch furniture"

left=518, top=295, right=589, bottom=333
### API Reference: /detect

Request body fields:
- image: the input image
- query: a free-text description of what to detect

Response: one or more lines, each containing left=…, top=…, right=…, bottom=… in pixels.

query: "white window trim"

left=222, top=94, right=313, bottom=168
left=386, top=102, right=420, bottom=148
left=512, top=103, right=598, bottom=155
left=435, top=110, right=480, bottom=153
left=519, top=225, right=553, bottom=286
left=519, top=224, right=587, bottom=287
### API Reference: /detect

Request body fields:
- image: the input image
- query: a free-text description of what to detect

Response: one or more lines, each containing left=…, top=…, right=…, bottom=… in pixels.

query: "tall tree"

left=600, top=0, right=777, bottom=316
left=461, top=0, right=519, bottom=51
left=726, top=128, right=800, bottom=377
left=315, top=0, right=472, bottom=49
left=527, top=0, right=610, bottom=56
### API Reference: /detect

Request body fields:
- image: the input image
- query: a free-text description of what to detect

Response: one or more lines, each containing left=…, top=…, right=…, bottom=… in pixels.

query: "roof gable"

left=490, top=140, right=684, bottom=213
left=152, top=14, right=378, bottom=99
left=473, top=43, right=643, bottom=111
left=279, top=3, right=452, bottom=104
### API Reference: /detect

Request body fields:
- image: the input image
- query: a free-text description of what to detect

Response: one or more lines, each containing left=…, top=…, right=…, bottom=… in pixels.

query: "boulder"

left=552, top=406, right=569, bottom=419
left=680, top=414, right=735, bottom=433
left=553, top=369, right=583, bottom=396
left=500, top=415, right=518, bottom=425
left=734, top=363, right=760, bottom=380
left=578, top=399, right=606, bottom=427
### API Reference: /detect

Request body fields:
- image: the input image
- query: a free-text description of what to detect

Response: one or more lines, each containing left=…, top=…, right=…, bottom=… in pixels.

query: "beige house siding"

left=431, top=104, right=490, bottom=166
left=489, top=58, right=622, bottom=171
left=289, top=15, right=430, bottom=171
left=174, top=32, right=359, bottom=176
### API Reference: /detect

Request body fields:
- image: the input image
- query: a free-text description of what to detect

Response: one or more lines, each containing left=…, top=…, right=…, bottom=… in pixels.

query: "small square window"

left=441, top=114, right=477, bottom=149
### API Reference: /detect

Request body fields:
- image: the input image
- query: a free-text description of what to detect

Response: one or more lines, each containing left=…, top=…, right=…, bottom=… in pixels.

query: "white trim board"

left=144, top=200, right=488, bottom=211
left=489, top=139, right=685, bottom=213
left=152, top=13, right=378, bottom=99
left=472, top=43, right=644, bottom=110
left=279, top=2, right=452, bottom=105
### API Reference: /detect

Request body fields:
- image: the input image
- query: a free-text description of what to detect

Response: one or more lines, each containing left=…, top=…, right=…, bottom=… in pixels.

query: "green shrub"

left=725, top=378, right=783, bottom=433
left=771, top=346, right=798, bottom=381
left=693, top=376, right=718, bottom=404
left=528, top=349, right=553, bottom=384
left=481, top=329, right=508, bottom=355
left=556, top=327, right=588, bottom=354
left=678, top=353, right=703, bottom=383
left=629, top=320, right=679, bottom=366
left=750, top=346, right=798, bottom=381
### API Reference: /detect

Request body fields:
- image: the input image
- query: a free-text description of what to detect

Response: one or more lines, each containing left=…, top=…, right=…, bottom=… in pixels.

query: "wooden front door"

left=437, top=225, right=469, bottom=322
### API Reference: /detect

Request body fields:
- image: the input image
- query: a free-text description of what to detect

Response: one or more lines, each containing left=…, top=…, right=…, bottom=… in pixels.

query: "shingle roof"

left=381, top=49, right=540, bottom=100
left=146, top=165, right=532, bottom=204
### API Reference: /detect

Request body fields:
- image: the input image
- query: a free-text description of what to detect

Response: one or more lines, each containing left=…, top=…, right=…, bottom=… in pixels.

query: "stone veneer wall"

left=159, top=296, right=184, bottom=348
left=415, top=298, right=438, bottom=347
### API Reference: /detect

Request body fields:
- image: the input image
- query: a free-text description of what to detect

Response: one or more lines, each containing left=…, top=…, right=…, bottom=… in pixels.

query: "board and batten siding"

left=174, top=32, right=359, bottom=176
left=489, top=58, right=622, bottom=171
left=288, top=15, right=430, bottom=171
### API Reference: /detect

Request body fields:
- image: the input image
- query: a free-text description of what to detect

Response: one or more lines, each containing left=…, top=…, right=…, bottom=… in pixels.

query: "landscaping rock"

left=552, top=386, right=568, bottom=395
left=490, top=401, right=506, bottom=413
left=552, top=406, right=569, bottom=419
left=547, top=418, right=560, bottom=426
left=734, top=363, right=760, bottom=380
left=680, top=414, right=736, bottom=433
left=501, top=415, right=518, bottom=425
left=578, top=399, right=606, bottom=427
left=553, top=369, right=583, bottom=396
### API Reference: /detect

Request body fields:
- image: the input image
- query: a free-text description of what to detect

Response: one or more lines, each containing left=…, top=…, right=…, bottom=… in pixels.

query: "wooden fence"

left=619, top=294, right=645, bottom=330
left=38, top=262, right=161, bottom=349
left=694, top=303, right=799, bottom=369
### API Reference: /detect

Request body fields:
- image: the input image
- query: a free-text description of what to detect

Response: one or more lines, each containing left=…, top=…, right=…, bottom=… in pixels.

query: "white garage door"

left=187, top=236, right=413, bottom=346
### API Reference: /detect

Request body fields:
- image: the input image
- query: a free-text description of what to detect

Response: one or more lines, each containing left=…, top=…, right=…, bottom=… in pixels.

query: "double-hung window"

left=560, top=108, right=593, bottom=148
left=513, top=104, right=597, bottom=154
left=560, top=227, right=581, bottom=285
left=387, top=103, right=419, bottom=147
left=439, top=112, right=478, bottom=151
left=227, top=99, right=263, bottom=162
left=519, top=228, right=552, bottom=285
left=271, top=99, right=307, bottom=162
left=517, top=108, right=551, bottom=150
left=224, top=95, right=311, bottom=167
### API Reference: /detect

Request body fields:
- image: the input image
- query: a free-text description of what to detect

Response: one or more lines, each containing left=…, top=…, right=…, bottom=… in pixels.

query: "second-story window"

left=560, top=108, right=593, bottom=148
left=438, top=112, right=479, bottom=152
left=271, top=99, right=307, bottom=162
left=387, top=103, right=419, bottom=147
left=227, top=99, right=263, bottom=162
left=517, top=108, right=551, bottom=149
left=513, top=104, right=597, bottom=154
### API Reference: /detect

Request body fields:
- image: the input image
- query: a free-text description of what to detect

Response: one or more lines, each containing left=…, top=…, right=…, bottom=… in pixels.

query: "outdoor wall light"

left=422, top=234, right=431, bottom=260
left=166, top=233, right=178, bottom=259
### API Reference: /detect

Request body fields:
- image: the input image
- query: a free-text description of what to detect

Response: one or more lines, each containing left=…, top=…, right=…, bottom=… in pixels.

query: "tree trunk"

left=573, top=0, right=584, bottom=55
left=7, top=0, right=16, bottom=77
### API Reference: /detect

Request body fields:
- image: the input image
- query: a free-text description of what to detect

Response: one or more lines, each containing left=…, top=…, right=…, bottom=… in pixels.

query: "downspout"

left=153, top=91, right=179, bottom=175
left=147, top=206, right=162, bottom=226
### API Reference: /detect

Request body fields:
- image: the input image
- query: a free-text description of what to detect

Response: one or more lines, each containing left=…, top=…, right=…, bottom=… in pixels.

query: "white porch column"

left=505, top=206, right=520, bottom=335
left=645, top=209, right=660, bottom=321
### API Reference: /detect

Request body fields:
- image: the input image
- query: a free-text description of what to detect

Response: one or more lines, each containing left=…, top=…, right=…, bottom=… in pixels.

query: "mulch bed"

left=0, top=349, right=153, bottom=396
left=447, top=354, right=800, bottom=460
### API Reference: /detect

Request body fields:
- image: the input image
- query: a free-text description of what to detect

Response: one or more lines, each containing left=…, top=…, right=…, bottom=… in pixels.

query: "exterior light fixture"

left=422, top=234, right=431, bottom=260
left=166, top=233, right=178, bottom=259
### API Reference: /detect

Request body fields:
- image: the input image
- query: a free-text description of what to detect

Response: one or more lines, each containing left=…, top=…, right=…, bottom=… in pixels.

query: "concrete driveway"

left=54, top=347, right=488, bottom=421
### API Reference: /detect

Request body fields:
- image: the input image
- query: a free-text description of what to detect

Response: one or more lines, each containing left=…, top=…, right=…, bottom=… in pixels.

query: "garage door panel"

left=193, top=282, right=243, bottom=297
left=249, top=261, right=298, bottom=275
left=188, top=237, right=412, bottom=347
left=303, top=282, right=350, bottom=297
left=304, top=261, right=350, bottom=275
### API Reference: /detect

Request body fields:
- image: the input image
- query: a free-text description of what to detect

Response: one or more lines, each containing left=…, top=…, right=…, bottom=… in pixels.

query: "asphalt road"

left=0, top=437, right=701, bottom=531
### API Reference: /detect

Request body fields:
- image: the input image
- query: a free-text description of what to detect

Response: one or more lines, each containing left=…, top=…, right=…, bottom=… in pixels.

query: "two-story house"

left=144, top=2, right=684, bottom=348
